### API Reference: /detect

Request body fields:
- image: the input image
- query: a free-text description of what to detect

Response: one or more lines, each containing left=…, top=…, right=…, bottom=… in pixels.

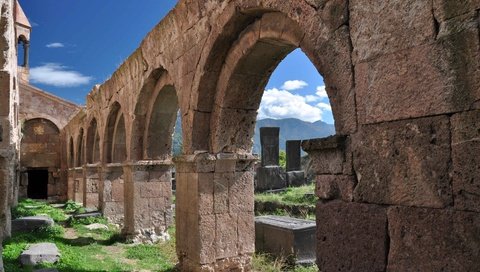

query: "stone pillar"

left=122, top=160, right=173, bottom=242
left=174, top=153, right=256, bottom=271
left=83, top=164, right=101, bottom=209
left=100, top=163, right=124, bottom=225
left=256, top=127, right=285, bottom=191
left=73, top=167, right=84, bottom=203
left=67, top=168, right=75, bottom=200
left=260, top=127, right=279, bottom=166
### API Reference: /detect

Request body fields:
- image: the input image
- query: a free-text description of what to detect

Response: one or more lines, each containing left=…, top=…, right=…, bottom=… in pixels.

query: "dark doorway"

left=27, top=169, right=48, bottom=199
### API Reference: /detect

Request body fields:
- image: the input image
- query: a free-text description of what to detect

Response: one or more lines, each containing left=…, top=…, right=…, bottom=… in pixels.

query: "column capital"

left=173, top=152, right=258, bottom=173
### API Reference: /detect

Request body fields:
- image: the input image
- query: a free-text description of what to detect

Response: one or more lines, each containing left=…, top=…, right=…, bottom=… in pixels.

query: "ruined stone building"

left=1, top=0, right=480, bottom=271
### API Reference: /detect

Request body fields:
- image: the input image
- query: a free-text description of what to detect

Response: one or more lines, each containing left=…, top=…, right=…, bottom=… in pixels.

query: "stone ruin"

left=0, top=0, right=479, bottom=271
left=255, top=127, right=306, bottom=191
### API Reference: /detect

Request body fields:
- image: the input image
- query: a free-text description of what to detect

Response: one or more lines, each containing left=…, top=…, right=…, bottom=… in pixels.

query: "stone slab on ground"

left=85, top=223, right=108, bottom=230
left=20, top=243, right=60, bottom=266
left=11, top=216, right=54, bottom=234
left=72, top=212, right=102, bottom=219
left=255, top=215, right=316, bottom=264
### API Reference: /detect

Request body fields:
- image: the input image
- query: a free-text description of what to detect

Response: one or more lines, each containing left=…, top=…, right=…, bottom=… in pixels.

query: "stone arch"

left=68, top=136, right=74, bottom=168
left=86, top=117, right=100, bottom=164
left=104, top=102, right=127, bottom=163
left=76, top=128, right=84, bottom=167
left=17, top=34, right=29, bottom=67
left=189, top=4, right=354, bottom=153
left=130, top=68, right=175, bottom=161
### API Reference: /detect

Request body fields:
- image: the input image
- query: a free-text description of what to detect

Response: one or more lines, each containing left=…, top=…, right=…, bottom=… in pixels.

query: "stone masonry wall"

left=0, top=0, right=20, bottom=270
left=60, top=0, right=480, bottom=271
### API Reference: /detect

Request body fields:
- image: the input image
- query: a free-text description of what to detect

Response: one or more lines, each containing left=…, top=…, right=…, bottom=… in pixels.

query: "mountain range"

left=173, top=117, right=335, bottom=155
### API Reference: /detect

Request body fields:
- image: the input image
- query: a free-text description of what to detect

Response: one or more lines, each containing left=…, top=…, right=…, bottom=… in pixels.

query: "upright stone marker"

left=286, top=140, right=301, bottom=171
left=260, top=127, right=279, bottom=166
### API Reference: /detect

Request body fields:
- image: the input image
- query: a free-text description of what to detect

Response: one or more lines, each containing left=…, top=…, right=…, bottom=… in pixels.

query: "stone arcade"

left=1, top=0, right=480, bottom=271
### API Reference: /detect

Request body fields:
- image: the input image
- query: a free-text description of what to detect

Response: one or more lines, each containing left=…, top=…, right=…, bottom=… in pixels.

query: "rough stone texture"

left=20, top=243, right=60, bottom=266
left=26, top=0, right=480, bottom=270
left=123, top=161, right=173, bottom=240
left=387, top=206, right=480, bottom=271
left=286, top=140, right=301, bottom=171
left=101, top=165, right=125, bottom=225
left=260, top=127, right=280, bottom=167
left=285, top=171, right=306, bottom=187
left=315, top=175, right=355, bottom=202
left=11, top=216, right=54, bottom=234
left=255, top=166, right=286, bottom=192
left=302, top=135, right=352, bottom=175
left=84, top=165, right=100, bottom=209
left=353, top=116, right=453, bottom=208
left=451, top=110, right=480, bottom=212
left=175, top=154, right=255, bottom=271
left=316, top=201, right=387, bottom=272
left=255, top=216, right=316, bottom=264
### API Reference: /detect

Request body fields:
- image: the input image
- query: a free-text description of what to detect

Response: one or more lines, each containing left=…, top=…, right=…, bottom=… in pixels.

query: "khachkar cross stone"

left=260, top=127, right=280, bottom=166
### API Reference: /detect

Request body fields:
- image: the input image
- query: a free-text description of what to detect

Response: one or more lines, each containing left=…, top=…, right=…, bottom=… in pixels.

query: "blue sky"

left=21, top=0, right=333, bottom=124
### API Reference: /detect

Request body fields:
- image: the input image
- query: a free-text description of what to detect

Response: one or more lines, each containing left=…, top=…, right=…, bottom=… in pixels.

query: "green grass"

left=12, top=199, right=68, bottom=222
left=255, top=184, right=316, bottom=206
left=252, top=254, right=317, bottom=272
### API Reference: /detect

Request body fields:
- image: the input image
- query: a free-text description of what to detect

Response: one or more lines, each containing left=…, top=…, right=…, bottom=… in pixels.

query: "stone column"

left=122, top=160, right=173, bottom=242
left=67, top=169, right=75, bottom=200
left=73, top=167, right=84, bottom=203
left=83, top=164, right=101, bottom=209
left=174, top=153, right=256, bottom=271
left=100, top=163, right=124, bottom=225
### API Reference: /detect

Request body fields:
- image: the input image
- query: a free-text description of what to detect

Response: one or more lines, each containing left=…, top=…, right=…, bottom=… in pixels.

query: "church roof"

left=15, top=0, right=31, bottom=28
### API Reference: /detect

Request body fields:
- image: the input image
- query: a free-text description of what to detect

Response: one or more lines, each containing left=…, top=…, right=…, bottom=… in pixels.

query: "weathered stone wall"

left=0, top=0, right=20, bottom=270
left=18, top=83, right=80, bottom=201
left=61, top=0, right=480, bottom=271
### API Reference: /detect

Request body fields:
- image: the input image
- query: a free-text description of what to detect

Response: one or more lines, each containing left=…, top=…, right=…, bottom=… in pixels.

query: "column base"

left=179, top=255, right=252, bottom=272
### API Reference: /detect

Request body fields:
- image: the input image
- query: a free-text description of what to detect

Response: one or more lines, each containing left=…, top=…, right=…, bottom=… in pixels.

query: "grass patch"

left=255, top=184, right=316, bottom=206
left=252, top=254, right=317, bottom=272
left=12, top=199, right=67, bottom=222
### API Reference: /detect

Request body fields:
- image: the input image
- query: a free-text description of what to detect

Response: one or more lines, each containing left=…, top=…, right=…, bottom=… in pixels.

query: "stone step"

left=20, top=243, right=60, bottom=266
left=12, top=216, right=54, bottom=234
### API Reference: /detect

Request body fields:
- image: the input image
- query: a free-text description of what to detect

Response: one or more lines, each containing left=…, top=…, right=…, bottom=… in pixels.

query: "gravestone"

left=286, top=140, right=306, bottom=187
left=256, top=127, right=285, bottom=191
left=11, top=216, right=54, bottom=234
left=260, top=127, right=279, bottom=166
left=286, top=140, right=301, bottom=171
left=255, top=215, right=316, bottom=264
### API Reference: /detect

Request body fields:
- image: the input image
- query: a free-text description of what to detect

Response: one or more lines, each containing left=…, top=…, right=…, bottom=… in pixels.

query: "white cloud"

left=317, top=102, right=332, bottom=111
left=46, top=43, right=65, bottom=48
left=30, top=63, right=93, bottom=87
left=316, top=85, right=328, bottom=98
left=281, top=80, right=308, bottom=91
left=305, top=95, right=320, bottom=102
left=258, top=88, right=331, bottom=122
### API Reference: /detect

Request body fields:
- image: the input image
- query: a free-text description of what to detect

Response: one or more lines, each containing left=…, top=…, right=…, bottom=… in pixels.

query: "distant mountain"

left=253, top=118, right=335, bottom=153
left=172, top=117, right=335, bottom=155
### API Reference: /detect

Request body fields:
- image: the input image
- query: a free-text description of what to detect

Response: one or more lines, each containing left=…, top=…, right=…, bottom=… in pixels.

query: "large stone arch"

left=75, top=128, right=84, bottom=167
left=104, top=102, right=127, bottom=164
left=86, top=117, right=100, bottom=164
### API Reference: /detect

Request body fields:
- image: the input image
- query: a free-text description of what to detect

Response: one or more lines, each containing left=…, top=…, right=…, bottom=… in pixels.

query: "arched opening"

left=68, top=137, right=74, bottom=168
left=178, top=10, right=352, bottom=270
left=86, top=118, right=100, bottom=164
left=105, top=102, right=126, bottom=163
left=76, top=128, right=84, bottom=167
left=20, top=118, right=60, bottom=200
left=145, top=85, right=179, bottom=160
left=17, top=35, right=29, bottom=67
